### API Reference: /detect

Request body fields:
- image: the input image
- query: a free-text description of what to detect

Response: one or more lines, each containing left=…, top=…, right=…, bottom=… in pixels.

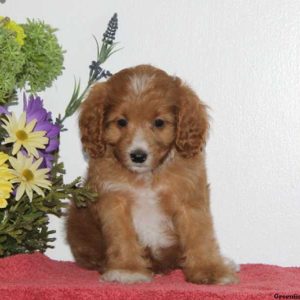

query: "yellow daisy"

left=0, top=16, right=26, bottom=46
left=0, top=152, right=14, bottom=208
left=9, top=153, right=51, bottom=201
left=1, top=112, right=48, bottom=158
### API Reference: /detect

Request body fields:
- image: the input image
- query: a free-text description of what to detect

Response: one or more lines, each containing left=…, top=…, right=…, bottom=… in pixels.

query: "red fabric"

left=0, top=253, right=299, bottom=300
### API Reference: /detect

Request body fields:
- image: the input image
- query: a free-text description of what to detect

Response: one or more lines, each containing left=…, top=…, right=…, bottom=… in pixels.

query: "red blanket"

left=1, top=253, right=299, bottom=299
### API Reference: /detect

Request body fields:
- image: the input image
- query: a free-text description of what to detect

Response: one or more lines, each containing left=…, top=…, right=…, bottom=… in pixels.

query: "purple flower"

left=23, top=94, right=60, bottom=168
left=0, top=106, right=9, bottom=115
left=38, top=152, right=55, bottom=169
left=23, top=95, right=48, bottom=123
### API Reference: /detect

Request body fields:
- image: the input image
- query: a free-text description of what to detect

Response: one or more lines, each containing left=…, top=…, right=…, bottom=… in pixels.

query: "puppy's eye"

left=117, top=118, right=128, bottom=128
left=154, top=118, right=165, bottom=128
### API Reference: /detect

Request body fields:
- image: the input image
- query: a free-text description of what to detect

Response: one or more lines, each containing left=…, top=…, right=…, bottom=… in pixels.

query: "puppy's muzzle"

left=130, top=149, right=148, bottom=163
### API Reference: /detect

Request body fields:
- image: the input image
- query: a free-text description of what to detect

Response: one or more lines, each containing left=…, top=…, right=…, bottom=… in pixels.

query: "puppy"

left=66, top=65, right=238, bottom=284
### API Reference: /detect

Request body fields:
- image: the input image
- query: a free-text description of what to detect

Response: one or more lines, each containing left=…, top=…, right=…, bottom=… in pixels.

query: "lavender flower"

left=23, top=94, right=60, bottom=168
left=89, top=61, right=112, bottom=82
left=102, top=13, right=118, bottom=45
left=89, top=60, right=102, bottom=80
left=99, top=69, right=112, bottom=79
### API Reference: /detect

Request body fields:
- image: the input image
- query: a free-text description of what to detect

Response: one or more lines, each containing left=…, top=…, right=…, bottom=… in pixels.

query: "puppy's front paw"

left=101, top=269, right=152, bottom=284
left=185, top=263, right=239, bottom=285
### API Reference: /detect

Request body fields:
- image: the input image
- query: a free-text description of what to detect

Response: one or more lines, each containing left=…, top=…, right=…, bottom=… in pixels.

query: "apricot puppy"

left=66, top=65, right=238, bottom=284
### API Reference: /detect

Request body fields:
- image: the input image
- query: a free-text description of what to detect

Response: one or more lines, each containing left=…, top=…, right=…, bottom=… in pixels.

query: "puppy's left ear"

left=79, top=83, right=107, bottom=158
left=175, top=80, right=209, bottom=158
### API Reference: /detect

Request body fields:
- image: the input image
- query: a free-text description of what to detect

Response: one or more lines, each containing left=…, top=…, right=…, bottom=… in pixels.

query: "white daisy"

left=1, top=112, right=48, bottom=158
left=9, top=153, right=51, bottom=201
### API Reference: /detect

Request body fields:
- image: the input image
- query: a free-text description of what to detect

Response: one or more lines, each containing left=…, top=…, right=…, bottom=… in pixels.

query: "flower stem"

left=59, top=13, right=119, bottom=128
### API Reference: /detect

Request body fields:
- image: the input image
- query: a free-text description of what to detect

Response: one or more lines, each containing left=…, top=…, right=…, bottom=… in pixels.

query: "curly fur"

left=67, top=65, right=238, bottom=285
left=79, top=83, right=107, bottom=158
left=175, top=81, right=209, bottom=157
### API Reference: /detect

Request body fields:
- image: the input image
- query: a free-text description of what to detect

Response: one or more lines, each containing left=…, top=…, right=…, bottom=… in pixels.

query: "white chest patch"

left=101, top=181, right=175, bottom=251
left=131, top=187, right=174, bottom=251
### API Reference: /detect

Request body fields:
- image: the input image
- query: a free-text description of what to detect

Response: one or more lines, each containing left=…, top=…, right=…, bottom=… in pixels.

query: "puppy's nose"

left=130, top=149, right=148, bottom=163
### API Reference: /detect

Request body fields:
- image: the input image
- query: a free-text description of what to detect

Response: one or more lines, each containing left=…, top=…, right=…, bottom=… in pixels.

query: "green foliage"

left=17, top=19, right=65, bottom=93
left=0, top=153, right=96, bottom=257
left=0, top=27, right=25, bottom=104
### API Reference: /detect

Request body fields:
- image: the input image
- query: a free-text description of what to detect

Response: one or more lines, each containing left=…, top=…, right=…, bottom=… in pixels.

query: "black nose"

left=130, top=149, right=148, bottom=163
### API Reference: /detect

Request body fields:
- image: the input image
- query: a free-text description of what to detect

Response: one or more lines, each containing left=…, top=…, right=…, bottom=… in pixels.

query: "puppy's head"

left=79, top=65, right=209, bottom=173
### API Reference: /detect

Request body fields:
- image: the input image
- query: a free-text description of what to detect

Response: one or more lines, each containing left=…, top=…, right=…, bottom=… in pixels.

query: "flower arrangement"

left=0, top=17, right=64, bottom=105
left=0, top=13, right=119, bottom=257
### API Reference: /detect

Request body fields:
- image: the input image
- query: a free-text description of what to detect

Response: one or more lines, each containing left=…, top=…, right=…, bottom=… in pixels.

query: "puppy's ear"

left=175, top=80, right=209, bottom=158
left=79, top=83, right=107, bottom=158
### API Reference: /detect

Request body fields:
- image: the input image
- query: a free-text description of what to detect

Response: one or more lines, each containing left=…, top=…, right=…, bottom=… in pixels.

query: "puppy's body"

left=67, top=65, right=238, bottom=284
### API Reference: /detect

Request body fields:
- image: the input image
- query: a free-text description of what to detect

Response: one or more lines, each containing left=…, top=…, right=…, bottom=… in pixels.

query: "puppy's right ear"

left=79, top=83, right=107, bottom=158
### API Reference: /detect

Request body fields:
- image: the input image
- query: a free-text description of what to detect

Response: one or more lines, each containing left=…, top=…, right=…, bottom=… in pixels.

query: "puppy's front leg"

left=174, top=202, right=238, bottom=285
left=96, top=192, right=152, bottom=283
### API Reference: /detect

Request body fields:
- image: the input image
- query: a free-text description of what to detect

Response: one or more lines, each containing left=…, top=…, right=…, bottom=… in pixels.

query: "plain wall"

left=2, top=0, right=300, bottom=266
